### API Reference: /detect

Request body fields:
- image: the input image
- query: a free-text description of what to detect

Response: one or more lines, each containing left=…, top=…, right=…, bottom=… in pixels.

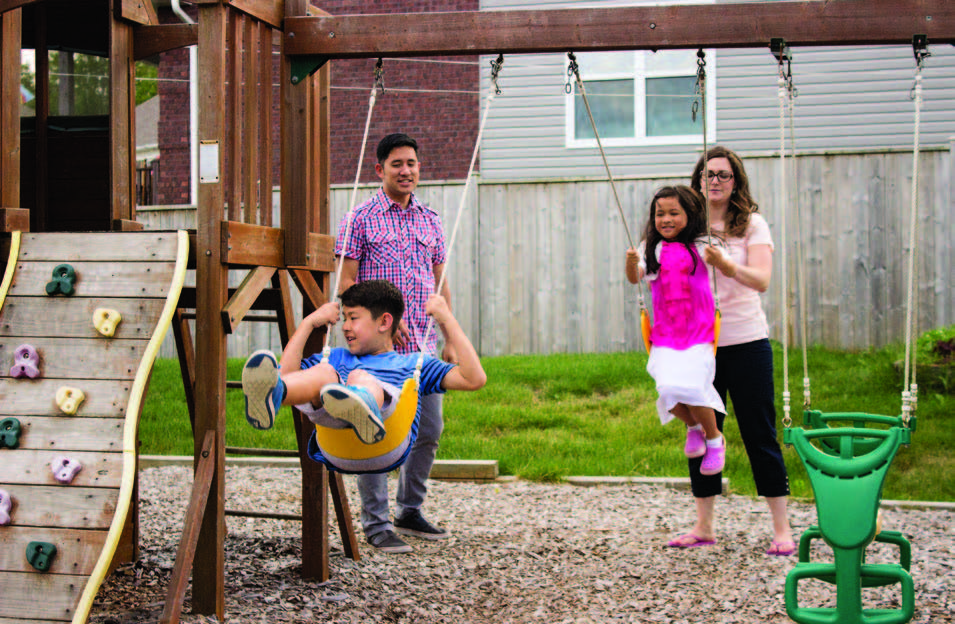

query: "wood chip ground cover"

left=89, top=466, right=955, bottom=623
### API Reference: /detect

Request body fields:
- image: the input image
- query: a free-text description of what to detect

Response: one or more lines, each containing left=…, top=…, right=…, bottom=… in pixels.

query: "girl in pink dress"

left=626, top=186, right=727, bottom=476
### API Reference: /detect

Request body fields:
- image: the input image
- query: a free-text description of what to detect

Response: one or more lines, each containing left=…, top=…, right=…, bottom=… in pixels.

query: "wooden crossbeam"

left=284, top=0, right=955, bottom=58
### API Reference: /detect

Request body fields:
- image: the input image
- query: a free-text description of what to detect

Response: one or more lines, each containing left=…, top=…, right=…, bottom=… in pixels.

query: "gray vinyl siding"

left=478, top=0, right=955, bottom=181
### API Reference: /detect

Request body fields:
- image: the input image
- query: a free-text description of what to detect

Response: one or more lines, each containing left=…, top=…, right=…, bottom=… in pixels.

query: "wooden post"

left=109, top=1, right=136, bottom=225
left=280, top=0, right=310, bottom=267
left=0, top=9, right=21, bottom=214
left=192, top=1, right=228, bottom=618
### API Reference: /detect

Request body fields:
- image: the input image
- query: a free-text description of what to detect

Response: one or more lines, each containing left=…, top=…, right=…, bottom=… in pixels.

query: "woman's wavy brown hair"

left=690, top=145, right=759, bottom=239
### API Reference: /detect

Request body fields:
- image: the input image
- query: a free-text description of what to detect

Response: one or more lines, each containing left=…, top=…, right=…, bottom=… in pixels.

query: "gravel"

left=88, top=465, right=955, bottom=624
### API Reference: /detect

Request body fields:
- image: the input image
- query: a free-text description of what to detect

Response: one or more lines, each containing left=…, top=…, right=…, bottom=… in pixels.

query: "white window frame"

left=564, top=48, right=717, bottom=149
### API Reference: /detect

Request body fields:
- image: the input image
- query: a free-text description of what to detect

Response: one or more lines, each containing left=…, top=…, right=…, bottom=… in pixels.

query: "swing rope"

left=788, top=84, right=811, bottom=412
left=901, top=41, right=929, bottom=426
left=416, top=54, right=505, bottom=369
left=322, top=59, right=385, bottom=364
left=694, top=50, right=722, bottom=323
left=566, top=53, right=648, bottom=314
left=776, top=54, right=793, bottom=428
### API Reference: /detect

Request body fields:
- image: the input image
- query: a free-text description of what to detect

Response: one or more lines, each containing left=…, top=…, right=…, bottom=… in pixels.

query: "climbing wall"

left=0, top=231, right=188, bottom=624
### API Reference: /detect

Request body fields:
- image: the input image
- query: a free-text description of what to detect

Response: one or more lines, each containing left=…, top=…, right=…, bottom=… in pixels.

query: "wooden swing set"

left=0, top=1, right=951, bottom=623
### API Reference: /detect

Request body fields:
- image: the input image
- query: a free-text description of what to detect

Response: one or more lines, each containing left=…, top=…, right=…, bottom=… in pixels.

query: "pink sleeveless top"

left=648, top=241, right=716, bottom=350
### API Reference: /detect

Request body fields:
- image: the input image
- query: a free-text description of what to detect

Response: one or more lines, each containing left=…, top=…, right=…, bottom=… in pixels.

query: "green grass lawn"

left=140, top=343, right=954, bottom=502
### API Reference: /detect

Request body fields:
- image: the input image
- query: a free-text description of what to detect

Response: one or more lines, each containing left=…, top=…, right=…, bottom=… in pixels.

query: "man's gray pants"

left=357, top=392, right=444, bottom=537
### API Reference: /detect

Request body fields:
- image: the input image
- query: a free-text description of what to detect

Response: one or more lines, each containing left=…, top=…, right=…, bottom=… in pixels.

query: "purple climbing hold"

left=9, top=344, right=40, bottom=379
left=51, top=456, right=82, bottom=484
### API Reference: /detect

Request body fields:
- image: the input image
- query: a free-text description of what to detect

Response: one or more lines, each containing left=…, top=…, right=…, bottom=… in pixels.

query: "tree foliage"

left=19, top=52, right=158, bottom=114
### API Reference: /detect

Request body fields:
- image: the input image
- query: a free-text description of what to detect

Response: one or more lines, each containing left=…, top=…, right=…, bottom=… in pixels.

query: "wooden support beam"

left=117, top=0, right=159, bottom=26
left=282, top=0, right=332, bottom=266
left=193, top=2, right=229, bottom=618
left=134, top=23, right=198, bottom=59
left=0, top=9, right=21, bottom=209
left=328, top=470, right=360, bottom=561
left=288, top=268, right=328, bottom=312
left=160, top=430, right=216, bottom=624
left=223, top=219, right=336, bottom=271
left=284, top=0, right=955, bottom=58
left=0, top=208, right=28, bottom=233
left=0, top=0, right=39, bottom=12
left=230, top=0, right=284, bottom=30
left=222, top=265, right=276, bottom=333
left=172, top=308, right=198, bottom=433
left=109, top=6, right=136, bottom=223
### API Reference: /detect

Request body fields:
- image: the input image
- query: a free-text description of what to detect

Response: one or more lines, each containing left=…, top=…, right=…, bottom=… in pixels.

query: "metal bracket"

left=770, top=37, right=791, bottom=64
left=912, top=35, right=930, bottom=66
left=290, top=55, right=330, bottom=85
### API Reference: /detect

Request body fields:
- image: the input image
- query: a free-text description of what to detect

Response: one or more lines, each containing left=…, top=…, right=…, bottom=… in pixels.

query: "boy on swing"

left=241, top=279, right=486, bottom=443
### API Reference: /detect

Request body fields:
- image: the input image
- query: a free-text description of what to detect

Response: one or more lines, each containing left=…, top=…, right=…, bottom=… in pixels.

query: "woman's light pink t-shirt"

left=714, top=213, right=774, bottom=347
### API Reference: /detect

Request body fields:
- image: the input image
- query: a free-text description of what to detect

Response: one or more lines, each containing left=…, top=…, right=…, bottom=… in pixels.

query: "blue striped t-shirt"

left=301, top=348, right=454, bottom=398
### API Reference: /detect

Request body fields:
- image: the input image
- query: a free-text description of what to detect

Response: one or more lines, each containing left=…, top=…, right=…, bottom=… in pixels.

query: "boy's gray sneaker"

left=394, top=509, right=451, bottom=540
left=241, top=350, right=285, bottom=430
left=367, top=530, right=412, bottom=554
left=320, top=383, right=386, bottom=444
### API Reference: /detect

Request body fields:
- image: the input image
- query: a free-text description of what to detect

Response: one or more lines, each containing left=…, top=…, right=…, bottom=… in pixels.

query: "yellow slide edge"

left=0, top=231, right=22, bottom=311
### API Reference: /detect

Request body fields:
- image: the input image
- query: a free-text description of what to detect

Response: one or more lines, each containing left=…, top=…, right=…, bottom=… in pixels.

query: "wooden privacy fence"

left=137, top=147, right=953, bottom=358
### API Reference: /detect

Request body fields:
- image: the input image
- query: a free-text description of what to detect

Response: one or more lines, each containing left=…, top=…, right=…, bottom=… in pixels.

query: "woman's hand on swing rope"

left=703, top=244, right=737, bottom=278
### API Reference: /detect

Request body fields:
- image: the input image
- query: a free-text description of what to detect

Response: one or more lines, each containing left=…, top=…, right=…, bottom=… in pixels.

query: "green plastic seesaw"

left=783, top=426, right=915, bottom=624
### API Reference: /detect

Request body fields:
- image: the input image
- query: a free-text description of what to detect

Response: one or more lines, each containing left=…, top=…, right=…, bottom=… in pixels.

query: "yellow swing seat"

left=641, top=308, right=721, bottom=355
left=307, top=377, right=420, bottom=474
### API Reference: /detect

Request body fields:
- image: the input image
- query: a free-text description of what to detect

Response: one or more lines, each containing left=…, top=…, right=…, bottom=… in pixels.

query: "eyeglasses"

left=706, top=171, right=734, bottom=182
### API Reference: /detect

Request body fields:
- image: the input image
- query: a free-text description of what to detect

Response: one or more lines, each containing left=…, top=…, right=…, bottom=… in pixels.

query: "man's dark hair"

left=340, top=280, right=405, bottom=334
left=376, top=133, right=418, bottom=164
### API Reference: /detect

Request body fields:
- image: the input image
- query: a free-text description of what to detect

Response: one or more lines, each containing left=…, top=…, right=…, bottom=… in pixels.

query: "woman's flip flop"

left=766, top=539, right=796, bottom=556
left=667, top=533, right=717, bottom=548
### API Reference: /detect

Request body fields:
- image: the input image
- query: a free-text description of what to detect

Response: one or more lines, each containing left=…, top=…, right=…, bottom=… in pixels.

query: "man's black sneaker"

left=394, top=510, right=451, bottom=540
left=367, top=530, right=412, bottom=553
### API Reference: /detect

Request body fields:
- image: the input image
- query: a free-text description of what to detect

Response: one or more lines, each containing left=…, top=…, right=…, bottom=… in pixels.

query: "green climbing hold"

left=26, top=541, right=57, bottom=572
left=0, top=417, right=21, bottom=449
left=45, top=264, right=76, bottom=296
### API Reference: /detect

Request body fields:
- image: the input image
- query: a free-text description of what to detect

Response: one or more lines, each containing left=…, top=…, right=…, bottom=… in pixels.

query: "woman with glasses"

left=665, top=146, right=794, bottom=556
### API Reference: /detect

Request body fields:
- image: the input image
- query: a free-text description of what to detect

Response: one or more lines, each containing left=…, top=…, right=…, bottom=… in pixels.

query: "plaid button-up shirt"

left=335, top=188, right=447, bottom=355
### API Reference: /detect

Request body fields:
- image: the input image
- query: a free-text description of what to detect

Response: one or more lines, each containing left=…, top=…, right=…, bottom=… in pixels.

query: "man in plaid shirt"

left=335, top=133, right=456, bottom=554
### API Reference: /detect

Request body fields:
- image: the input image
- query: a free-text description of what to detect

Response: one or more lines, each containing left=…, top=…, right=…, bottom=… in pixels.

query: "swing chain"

left=692, top=49, right=705, bottom=121
left=565, top=52, right=580, bottom=95
left=490, top=53, right=505, bottom=95
left=374, top=58, right=385, bottom=94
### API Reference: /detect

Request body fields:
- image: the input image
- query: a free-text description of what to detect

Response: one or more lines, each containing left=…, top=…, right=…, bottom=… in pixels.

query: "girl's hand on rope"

left=703, top=244, right=737, bottom=278
left=394, top=318, right=411, bottom=350
left=625, top=247, right=644, bottom=284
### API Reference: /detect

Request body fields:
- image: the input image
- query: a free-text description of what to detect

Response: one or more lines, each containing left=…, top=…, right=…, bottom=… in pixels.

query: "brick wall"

left=154, top=0, right=479, bottom=204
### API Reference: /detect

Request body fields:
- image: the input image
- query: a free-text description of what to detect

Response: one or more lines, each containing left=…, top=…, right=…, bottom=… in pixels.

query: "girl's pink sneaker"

left=700, top=439, right=725, bottom=475
left=684, top=428, right=706, bottom=458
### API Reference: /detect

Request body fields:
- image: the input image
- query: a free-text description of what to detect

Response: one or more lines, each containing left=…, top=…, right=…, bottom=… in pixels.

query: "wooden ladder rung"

left=226, top=446, right=298, bottom=458
left=225, top=509, right=302, bottom=521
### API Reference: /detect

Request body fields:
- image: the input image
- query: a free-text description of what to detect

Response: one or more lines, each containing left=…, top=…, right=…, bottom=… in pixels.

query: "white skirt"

left=646, top=343, right=726, bottom=425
